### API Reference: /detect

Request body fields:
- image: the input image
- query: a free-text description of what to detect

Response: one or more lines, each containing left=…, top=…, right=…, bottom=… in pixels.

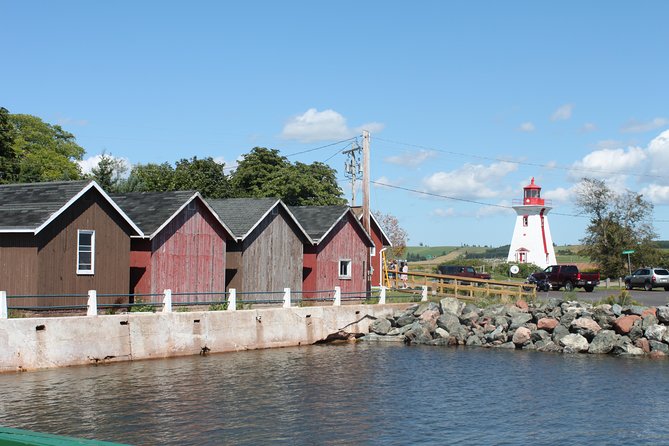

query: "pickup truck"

left=530, top=265, right=600, bottom=292
left=437, top=265, right=491, bottom=280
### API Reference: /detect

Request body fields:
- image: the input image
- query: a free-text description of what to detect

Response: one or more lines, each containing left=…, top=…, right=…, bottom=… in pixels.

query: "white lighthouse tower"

left=507, top=178, right=556, bottom=269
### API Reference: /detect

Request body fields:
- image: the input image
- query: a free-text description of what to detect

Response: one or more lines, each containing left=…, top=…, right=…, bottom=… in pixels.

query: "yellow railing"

left=385, top=269, right=536, bottom=301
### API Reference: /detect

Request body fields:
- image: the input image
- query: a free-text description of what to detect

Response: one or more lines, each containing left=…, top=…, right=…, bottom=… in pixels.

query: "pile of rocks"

left=363, top=297, right=669, bottom=356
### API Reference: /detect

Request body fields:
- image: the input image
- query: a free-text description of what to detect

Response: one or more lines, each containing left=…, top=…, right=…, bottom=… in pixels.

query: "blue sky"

left=4, top=1, right=669, bottom=247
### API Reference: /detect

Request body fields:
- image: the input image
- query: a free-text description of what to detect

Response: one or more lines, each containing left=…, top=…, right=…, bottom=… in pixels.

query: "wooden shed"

left=0, top=180, right=142, bottom=308
left=207, top=198, right=310, bottom=299
left=289, top=206, right=374, bottom=299
left=111, top=191, right=234, bottom=300
left=351, top=207, right=392, bottom=287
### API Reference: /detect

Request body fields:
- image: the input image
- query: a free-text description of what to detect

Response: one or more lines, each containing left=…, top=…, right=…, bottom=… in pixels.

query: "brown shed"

left=0, top=180, right=142, bottom=308
left=208, top=198, right=310, bottom=300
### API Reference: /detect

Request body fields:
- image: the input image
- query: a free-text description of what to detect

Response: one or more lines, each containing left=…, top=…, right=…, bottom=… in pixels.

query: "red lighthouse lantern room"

left=523, top=178, right=544, bottom=206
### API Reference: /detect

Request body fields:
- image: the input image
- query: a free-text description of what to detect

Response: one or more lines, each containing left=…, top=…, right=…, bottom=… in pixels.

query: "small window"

left=339, top=259, right=352, bottom=279
left=522, top=215, right=528, bottom=227
left=370, top=245, right=376, bottom=257
left=77, top=230, right=95, bottom=275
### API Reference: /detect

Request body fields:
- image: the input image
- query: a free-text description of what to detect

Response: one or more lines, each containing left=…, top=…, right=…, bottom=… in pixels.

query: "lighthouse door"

left=518, top=251, right=527, bottom=263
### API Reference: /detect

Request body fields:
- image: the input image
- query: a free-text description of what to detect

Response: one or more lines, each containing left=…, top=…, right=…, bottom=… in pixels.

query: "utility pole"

left=343, top=141, right=362, bottom=206
left=362, top=130, right=371, bottom=236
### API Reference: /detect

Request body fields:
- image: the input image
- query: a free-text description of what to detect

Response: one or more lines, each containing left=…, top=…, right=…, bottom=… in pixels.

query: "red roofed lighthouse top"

left=523, top=177, right=544, bottom=205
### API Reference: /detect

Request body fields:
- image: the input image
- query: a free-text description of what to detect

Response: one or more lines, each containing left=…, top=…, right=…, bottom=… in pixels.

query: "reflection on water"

left=2, top=344, right=669, bottom=445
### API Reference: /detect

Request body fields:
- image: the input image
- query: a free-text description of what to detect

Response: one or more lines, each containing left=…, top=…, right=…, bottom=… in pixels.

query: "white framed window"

left=77, top=230, right=95, bottom=275
left=522, top=215, right=528, bottom=227
left=370, top=245, right=376, bottom=257
left=339, top=259, right=352, bottom=279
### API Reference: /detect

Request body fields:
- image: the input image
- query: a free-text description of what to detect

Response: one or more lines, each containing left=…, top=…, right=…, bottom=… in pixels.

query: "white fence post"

left=163, top=289, right=172, bottom=313
left=379, top=286, right=386, bottom=305
left=0, top=291, right=7, bottom=319
left=283, top=288, right=291, bottom=308
left=333, top=286, right=341, bottom=306
left=228, top=288, right=237, bottom=311
left=87, top=290, right=97, bottom=316
left=421, top=285, right=428, bottom=302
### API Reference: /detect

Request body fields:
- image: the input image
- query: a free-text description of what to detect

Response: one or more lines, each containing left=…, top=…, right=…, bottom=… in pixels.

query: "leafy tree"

left=89, top=152, right=128, bottom=193
left=0, top=107, right=17, bottom=183
left=373, top=210, right=408, bottom=259
left=125, top=162, right=175, bottom=192
left=575, top=178, right=660, bottom=279
left=173, top=157, right=231, bottom=198
left=230, top=147, right=289, bottom=197
left=8, top=114, right=84, bottom=182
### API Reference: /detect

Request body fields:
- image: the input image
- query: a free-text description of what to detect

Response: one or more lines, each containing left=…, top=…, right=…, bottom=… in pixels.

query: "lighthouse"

left=507, top=178, right=556, bottom=269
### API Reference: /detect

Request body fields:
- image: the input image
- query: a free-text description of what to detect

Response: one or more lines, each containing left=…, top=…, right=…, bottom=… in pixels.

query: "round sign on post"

left=510, top=265, right=519, bottom=275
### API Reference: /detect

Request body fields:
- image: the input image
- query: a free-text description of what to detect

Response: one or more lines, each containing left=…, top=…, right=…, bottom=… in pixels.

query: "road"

left=534, top=287, right=669, bottom=307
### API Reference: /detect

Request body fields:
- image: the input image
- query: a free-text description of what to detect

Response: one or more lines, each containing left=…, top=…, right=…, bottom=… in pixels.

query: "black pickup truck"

left=530, top=264, right=600, bottom=292
left=437, top=265, right=491, bottom=280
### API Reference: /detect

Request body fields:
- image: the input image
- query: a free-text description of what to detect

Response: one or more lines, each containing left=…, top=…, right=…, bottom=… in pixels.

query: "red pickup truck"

left=530, top=265, right=600, bottom=292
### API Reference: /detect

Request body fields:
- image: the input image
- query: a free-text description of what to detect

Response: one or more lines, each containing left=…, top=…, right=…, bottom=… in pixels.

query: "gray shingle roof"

left=288, top=205, right=349, bottom=241
left=111, top=191, right=199, bottom=237
left=207, top=198, right=280, bottom=239
left=0, top=180, right=92, bottom=231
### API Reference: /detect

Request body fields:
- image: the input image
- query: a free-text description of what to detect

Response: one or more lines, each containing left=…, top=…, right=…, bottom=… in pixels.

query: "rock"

left=459, top=311, right=479, bottom=327
left=641, top=307, right=656, bottom=318
left=388, top=324, right=414, bottom=336
left=626, top=305, right=648, bottom=316
left=588, top=330, right=618, bottom=354
left=613, top=343, right=645, bottom=356
left=496, top=342, right=516, bottom=349
left=548, top=307, right=563, bottom=319
left=560, top=334, right=589, bottom=353
left=515, top=299, right=529, bottom=312
left=361, top=333, right=406, bottom=343
left=570, top=317, right=602, bottom=341
left=430, top=337, right=451, bottom=346
left=612, top=315, right=642, bottom=335
left=536, top=339, right=563, bottom=353
left=560, top=311, right=577, bottom=327
left=434, top=327, right=450, bottom=339
left=611, top=304, right=622, bottom=316
left=644, top=324, right=667, bottom=342
left=419, top=308, right=441, bottom=331
left=440, top=297, right=465, bottom=316
left=552, top=325, right=570, bottom=344
left=414, top=301, right=440, bottom=317
left=463, top=303, right=479, bottom=315
left=396, top=313, right=417, bottom=327
left=369, top=318, right=392, bottom=335
left=634, top=338, right=651, bottom=353
left=437, top=312, right=461, bottom=331
left=486, top=326, right=507, bottom=343
left=493, top=316, right=510, bottom=329
left=509, top=313, right=533, bottom=330
left=649, top=341, right=669, bottom=354
left=404, top=324, right=434, bottom=344
left=628, top=322, right=644, bottom=342
left=531, top=329, right=550, bottom=343
left=546, top=297, right=562, bottom=310
left=656, top=306, right=669, bottom=323
left=466, top=335, right=483, bottom=346
left=641, top=312, right=658, bottom=330
left=512, top=327, right=532, bottom=346
left=537, top=317, right=559, bottom=332
left=649, top=351, right=666, bottom=359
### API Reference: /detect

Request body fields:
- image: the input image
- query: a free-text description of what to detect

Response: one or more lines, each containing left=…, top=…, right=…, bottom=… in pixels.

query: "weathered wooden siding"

left=369, top=222, right=384, bottom=287
left=240, top=209, right=303, bottom=297
left=148, top=201, right=227, bottom=300
left=35, top=189, right=133, bottom=307
left=0, top=234, right=38, bottom=297
left=311, top=214, right=368, bottom=295
left=129, top=239, right=152, bottom=295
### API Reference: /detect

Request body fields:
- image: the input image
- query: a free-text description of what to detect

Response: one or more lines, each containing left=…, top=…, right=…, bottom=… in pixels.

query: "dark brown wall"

left=0, top=234, right=38, bottom=297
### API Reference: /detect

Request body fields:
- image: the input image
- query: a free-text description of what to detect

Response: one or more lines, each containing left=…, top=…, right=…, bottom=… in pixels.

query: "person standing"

left=400, top=262, right=409, bottom=289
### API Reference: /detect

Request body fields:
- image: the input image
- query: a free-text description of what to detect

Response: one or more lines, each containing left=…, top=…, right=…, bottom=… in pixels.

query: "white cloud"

left=373, top=176, right=401, bottom=189
left=281, top=108, right=384, bottom=142
left=519, top=122, right=535, bottom=132
left=568, top=145, right=646, bottom=183
left=384, top=150, right=437, bottom=167
left=422, top=161, right=517, bottom=200
left=551, top=104, right=573, bottom=121
left=640, top=184, right=669, bottom=204
left=78, top=153, right=131, bottom=177
left=621, top=117, right=669, bottom=133
left=543, top=187, right=574, bottom=204
left=580, top=122, right=597, bottom=132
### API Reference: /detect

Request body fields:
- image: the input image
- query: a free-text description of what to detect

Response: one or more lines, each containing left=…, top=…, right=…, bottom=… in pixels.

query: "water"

left=2, top=343, right=669, bottom=445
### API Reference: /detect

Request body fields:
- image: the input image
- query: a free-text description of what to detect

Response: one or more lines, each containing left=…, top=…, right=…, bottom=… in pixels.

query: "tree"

left=0, top=107, right=17, bottom=183
left=373, top=211, right=408, bottom=259
left=173, top=157, right=231, bottom=198
left=230, top=147, right=347, bottom=205
left=8, top=114, right=84, bottom=182
left=89, top=152, right=128, bottom=193
left=575, top=178, right=660, bottom=279
left=125, top=162, right=175, bottom=192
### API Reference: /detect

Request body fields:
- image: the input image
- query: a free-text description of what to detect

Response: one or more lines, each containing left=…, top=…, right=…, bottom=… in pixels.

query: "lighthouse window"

left=522, top=215, right=528, bottom=227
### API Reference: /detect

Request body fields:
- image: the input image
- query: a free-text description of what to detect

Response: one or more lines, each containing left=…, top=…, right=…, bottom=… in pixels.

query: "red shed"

left=289, top=206, right=374, bottom=299
left=112, top=191, right=234, bottom=300
left=351, top=207, right=392, bottom=287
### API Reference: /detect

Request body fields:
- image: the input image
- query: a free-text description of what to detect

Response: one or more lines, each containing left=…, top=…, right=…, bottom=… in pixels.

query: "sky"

left=4, top=1, right=669, bottom=248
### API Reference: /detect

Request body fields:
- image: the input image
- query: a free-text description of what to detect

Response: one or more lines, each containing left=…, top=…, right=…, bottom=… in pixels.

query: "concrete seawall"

left=0, top=304, right=409, bottom=373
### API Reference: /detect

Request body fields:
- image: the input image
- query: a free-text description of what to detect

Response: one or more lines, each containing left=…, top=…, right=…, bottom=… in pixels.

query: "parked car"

left=530, top=264, right=600, bottom=292
left=437, top=265, right=491, bottom=280
left=624, top=267, right=669, bottom=291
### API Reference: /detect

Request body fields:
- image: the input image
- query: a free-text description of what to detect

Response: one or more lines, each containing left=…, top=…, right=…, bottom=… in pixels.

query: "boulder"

left=628, top=322, right=644, bottom=342
left=588, top=330, right=618, bottom=354
left=361, top=333, right=406, bottom=343
left=531, top=329, right=550, bottom=343
left=560, top=334, right=589, bottom=353
left=626, top=305, right=648, bottom=316
left=611, top=304, right=623, bottom=316
left=463, top=303, right=480, bottom=315
left=512, top=327, right=532, bottom=346
left=434, top=327, right=450, bottom=339
left=613, top=343, right=645, bottom=356
left=440, top=297, right=465, bottom=316
left=634, top=338, right=651, bottom=353
left=656, top=306, right=669, bottom=324
left=396, top=313, right=417, bottom=327
left=612, top=315, right=642, bottom=335
left=644, top=324, right=667, bottom=342
left=419, top=308, right=441, bottom=331
left=509, top=313, right=533, bottom=330
left=641, top=313, right=659, bottom=330
left=466, top=335, right=483, bottom=346
left=649, top=340, right=669, bottom=354
left=537, top=317, right=559, bottom=332
left=387, top=325, right=414, bottom=336
left=459, top=311, right=479, bottom=327
left=560, top=311, right=577, bottom=327
left=552, top=325, right=570, bottom=344
left=404, top=324, right=434, bottom=344
left=495, top=342, right=516, bottom=349
left=515, top=299, right=529, bottom=312
left=414, top=301, right=440, bottom=317
left=486, top=326, right=507, bottom=343
left=369, top=318, right=392, bottom=335
left=570, top=317, right=602, bottom=341
left=536, top=339, right=563, bottom=353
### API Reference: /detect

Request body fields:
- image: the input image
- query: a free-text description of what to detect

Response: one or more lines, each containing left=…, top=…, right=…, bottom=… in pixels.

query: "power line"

left=373, top=136, right=669, bottom=181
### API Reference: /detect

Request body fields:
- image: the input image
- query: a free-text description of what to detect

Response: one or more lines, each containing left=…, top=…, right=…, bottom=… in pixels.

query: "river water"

left=2, top=343, right=669, bottom=445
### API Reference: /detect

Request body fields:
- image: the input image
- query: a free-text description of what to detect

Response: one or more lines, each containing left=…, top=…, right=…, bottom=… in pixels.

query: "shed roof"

left=208, top=198, right=310, bottom=242
left=350, top=207, right=392, bottom=247
left=0, top=180, right=142, bottom=235
left=289, top=205, right=374, bottom=246
left=111, top=191, right=234, bottom=239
